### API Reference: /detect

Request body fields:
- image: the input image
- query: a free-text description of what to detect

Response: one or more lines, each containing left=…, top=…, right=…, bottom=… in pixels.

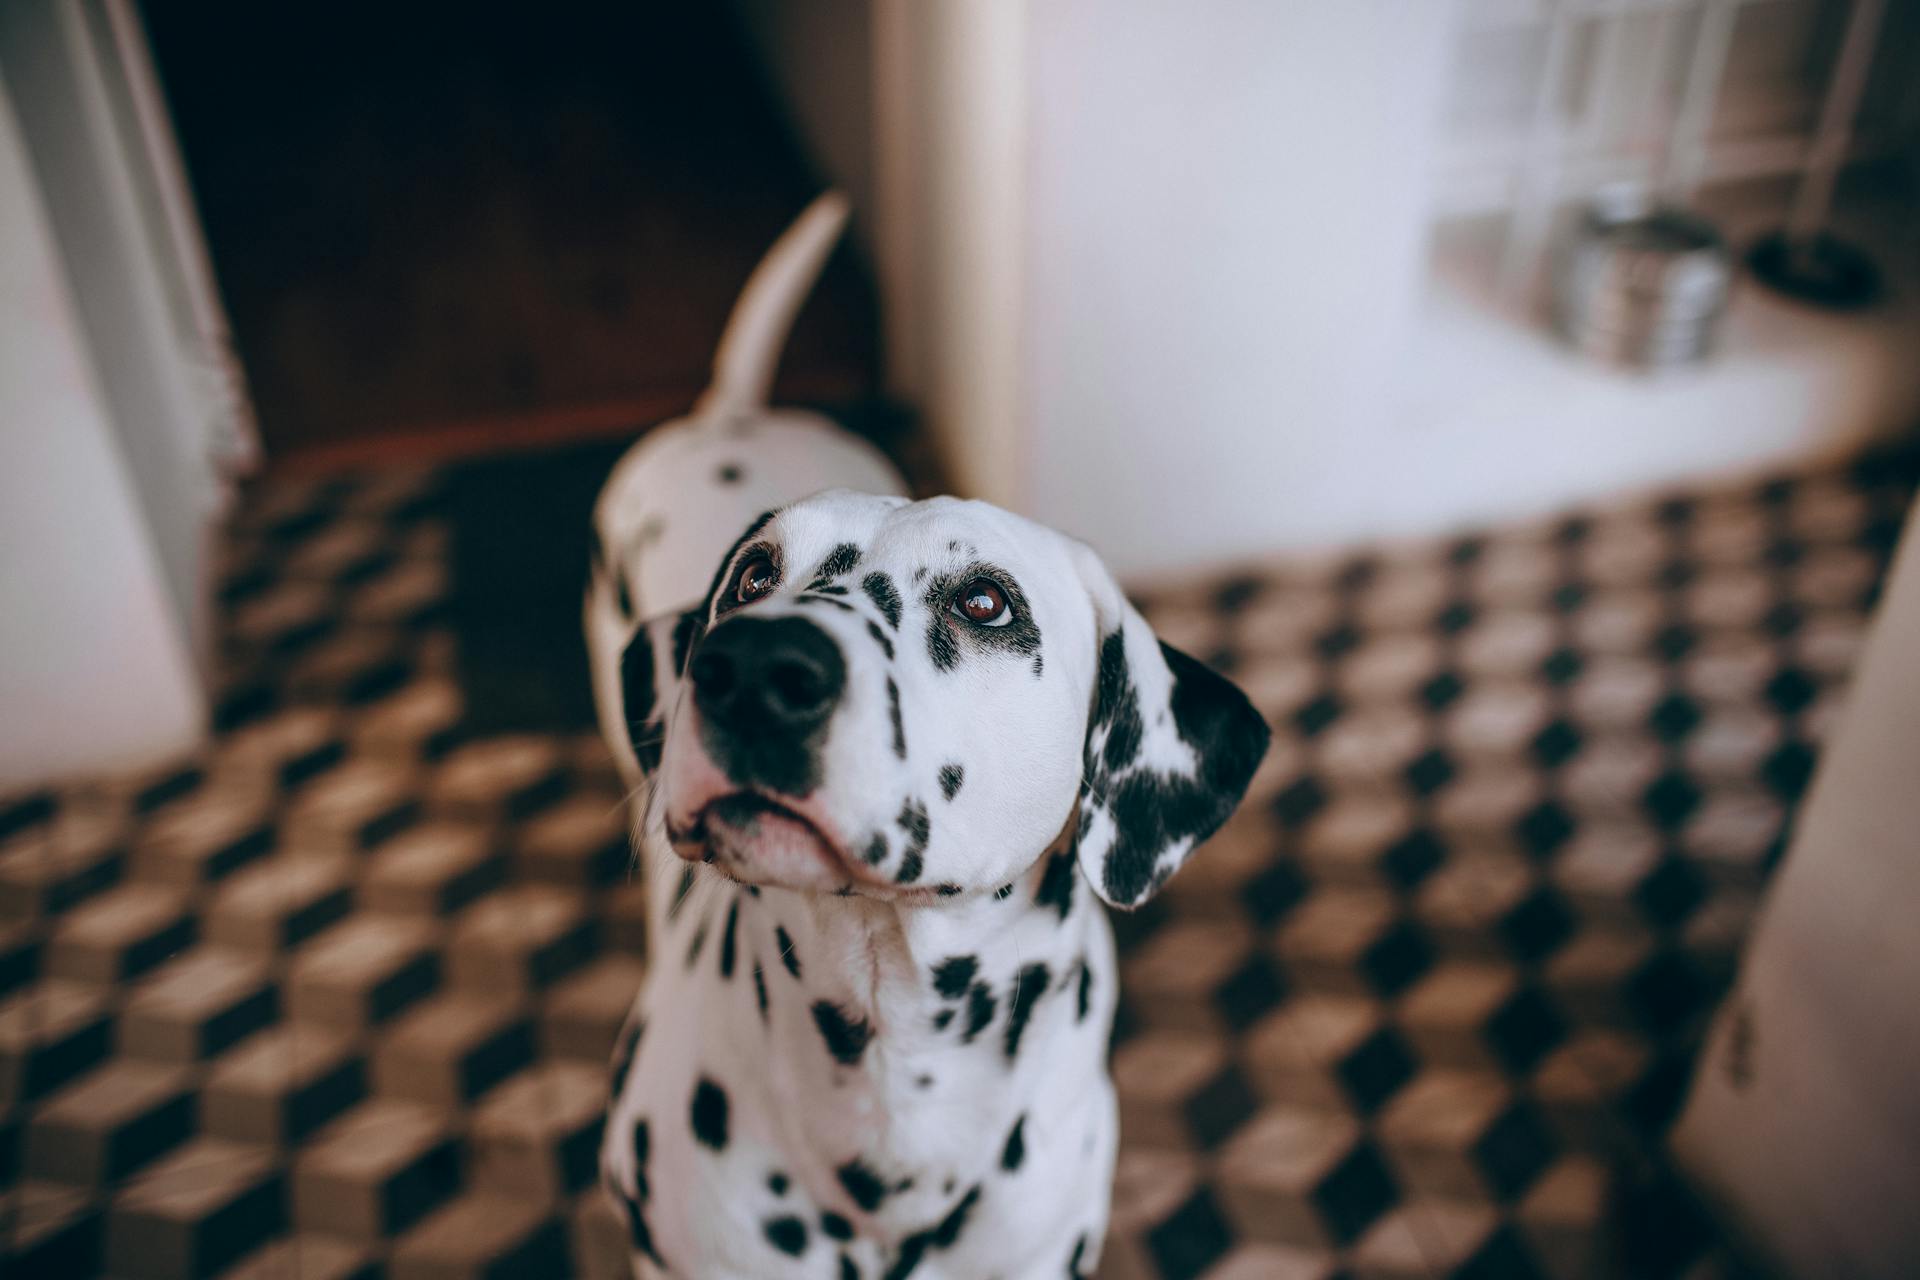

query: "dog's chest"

left=671, top=887, right=1089, bottom=1172
left=607, top=880, right=1120, bottom=1275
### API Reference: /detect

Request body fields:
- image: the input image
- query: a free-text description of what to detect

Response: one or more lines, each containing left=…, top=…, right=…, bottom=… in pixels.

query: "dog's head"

left=621, top=491, right=1269, bottom=908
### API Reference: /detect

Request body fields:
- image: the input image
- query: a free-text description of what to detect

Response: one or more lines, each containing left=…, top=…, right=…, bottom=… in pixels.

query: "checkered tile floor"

left=2, top=445, right=1914, bottom=1279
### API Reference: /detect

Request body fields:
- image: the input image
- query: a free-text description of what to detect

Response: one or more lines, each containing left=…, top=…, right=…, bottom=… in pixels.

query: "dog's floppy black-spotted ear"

left=620, top=607, right=702, bottom=774
left=1070, top=543, right=1270, bottom=908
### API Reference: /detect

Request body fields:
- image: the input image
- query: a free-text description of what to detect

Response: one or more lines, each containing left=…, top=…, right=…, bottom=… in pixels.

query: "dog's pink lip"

left=674, top=791, right=889, bottom=890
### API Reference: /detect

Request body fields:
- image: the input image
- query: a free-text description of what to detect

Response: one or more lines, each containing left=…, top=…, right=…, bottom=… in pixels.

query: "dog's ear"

left=619, top=607, right=702, bottom=774
left=1069, top=542, right=1270, bottom=908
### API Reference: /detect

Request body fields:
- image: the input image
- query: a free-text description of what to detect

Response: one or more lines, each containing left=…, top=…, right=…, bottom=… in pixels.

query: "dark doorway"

left=140, top=1, right=882, bottom=466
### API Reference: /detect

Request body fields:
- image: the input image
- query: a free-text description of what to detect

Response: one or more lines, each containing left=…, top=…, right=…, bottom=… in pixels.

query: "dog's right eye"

left=952, top=578, right=1011, bottom=627
left=728, top=553, right=780, bottom=609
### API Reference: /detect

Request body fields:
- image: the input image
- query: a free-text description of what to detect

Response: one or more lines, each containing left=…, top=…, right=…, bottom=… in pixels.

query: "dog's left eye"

left=952, top=578, right=1011, bottom=627
left=728, top=553, right=779, bottom=608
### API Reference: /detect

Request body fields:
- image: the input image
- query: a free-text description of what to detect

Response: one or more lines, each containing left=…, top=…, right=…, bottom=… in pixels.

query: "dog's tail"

left=694, top=190, right=852, bottom=421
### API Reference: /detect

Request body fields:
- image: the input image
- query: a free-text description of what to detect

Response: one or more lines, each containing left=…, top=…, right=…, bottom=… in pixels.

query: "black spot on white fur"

left=882, top=1184, right=981, bottom=1280
left=632, top=1119, right=651, bottom=1200
left=927, top=614, right=959, bottom=673
left=962, top=983, right=995, bottom=1042
left=932, top=955, right=977, bottom=998
left=718, top=900, right=738, bottom=978
left=623, top=1201, right=661, bottom=1266
left=764, top=1216, right=808, bottom=1256
left=886, top=678, right=906, bottom=759
left=691, top=1077, right=729, bottom=1149
left=894, top=800, right=930, bottom=883
left=775, top=926, right=802, bottom=978
left=1001, top=1115, right=1026, bottom=1171
left=939, top=763, right=964, bottom=801
left=862, top=573, right=902, bottom=629
left=619, top=625, right=661, bottom=772
left=1091, top=633, right=1144, bottom=775
left=1034, top=851, right=1074, bottom=920
left=821, top=1211, right=853, bottom=1241
left=1004, top=963, right=1050, bottom=1060
left=866, top=620, right=895, bottom=659
left=717, top=462, right=744, bottom=484
left=812, top=1000, right=872, bottom=1065
left=623, top=1151, right=666, bottom=1270
left=837, top=1158, right=888, bottom=1211
left=810, top=543, right=860, bottom=587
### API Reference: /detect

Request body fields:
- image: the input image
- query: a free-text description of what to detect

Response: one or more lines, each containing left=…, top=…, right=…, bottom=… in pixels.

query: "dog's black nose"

left=691, top=616, right=846, bottom=740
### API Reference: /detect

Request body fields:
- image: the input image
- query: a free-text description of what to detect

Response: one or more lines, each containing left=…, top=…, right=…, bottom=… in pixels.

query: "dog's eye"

left=952, top=578, right=1010, bottom=627
left=730, top=553, right=779, bottom=607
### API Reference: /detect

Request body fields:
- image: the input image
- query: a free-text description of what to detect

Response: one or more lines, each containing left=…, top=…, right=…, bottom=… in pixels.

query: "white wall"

left=0, top=70, right=205, bottom=784
left=1672, top=494, right=1920, bottom=1276
left=0, top=0, right=237, bottom=661
left=872, top=0, right=1029, bottom=506
left=1021, top=0, right=1456, bottom=574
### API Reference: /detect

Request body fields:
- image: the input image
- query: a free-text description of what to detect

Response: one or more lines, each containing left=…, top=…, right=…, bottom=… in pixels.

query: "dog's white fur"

left=586, top=196, right=1265, bottom=1279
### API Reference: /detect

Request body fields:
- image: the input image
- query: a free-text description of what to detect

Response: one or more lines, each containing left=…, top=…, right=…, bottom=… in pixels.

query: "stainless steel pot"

left=1553, top=189, right=1734, bottom=369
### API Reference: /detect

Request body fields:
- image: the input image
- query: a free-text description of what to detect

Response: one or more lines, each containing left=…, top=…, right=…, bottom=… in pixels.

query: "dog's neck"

left=756, top=805, right=1094, bottom=1034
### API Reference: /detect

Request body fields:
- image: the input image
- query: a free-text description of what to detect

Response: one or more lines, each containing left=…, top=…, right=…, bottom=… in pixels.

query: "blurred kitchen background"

left=3, top=1, right=1919, bottom=1277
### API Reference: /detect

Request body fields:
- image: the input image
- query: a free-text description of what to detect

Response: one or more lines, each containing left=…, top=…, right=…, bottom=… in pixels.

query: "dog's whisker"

left=604, top=780, right=653, bottom=825
left=1076, top=767, right=1113, bottom=810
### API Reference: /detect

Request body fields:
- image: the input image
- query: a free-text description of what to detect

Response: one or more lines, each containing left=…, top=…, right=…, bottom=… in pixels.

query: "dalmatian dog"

left=585, top=194, right=1270, bottom=1279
